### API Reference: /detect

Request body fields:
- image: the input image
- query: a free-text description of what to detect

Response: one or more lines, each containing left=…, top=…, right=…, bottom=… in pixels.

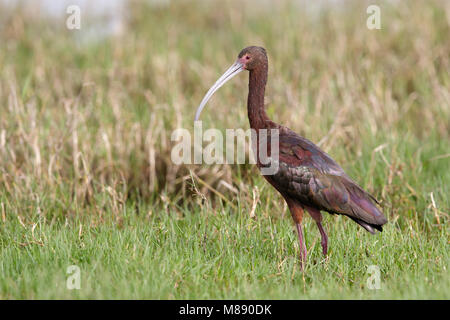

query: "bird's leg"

left=316, top=222, right=328, bottom=256
left=305, top=206, right=328, bottom=256
left=295, top=223, right=307, bottom=268
left=286, top=199, right=307, bottom=268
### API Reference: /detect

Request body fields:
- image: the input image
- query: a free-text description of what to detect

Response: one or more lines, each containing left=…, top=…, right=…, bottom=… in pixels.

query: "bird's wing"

left=277, top=127, right=347, bottom=176
left=269, top=128, right=387, bottom=231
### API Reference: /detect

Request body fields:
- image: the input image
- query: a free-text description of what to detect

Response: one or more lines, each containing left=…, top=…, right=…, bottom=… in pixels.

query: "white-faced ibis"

left=195, top=46, right=387, bottom=267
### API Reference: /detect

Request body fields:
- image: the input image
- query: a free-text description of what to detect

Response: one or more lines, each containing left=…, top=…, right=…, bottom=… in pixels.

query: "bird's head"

left=237, top=46, right=267, bottom=71
left=195, top=46, right=267, bottom=121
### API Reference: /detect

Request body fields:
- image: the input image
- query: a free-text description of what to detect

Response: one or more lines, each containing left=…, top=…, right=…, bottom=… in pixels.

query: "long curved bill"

left=195, top=61, right=244, bottom=121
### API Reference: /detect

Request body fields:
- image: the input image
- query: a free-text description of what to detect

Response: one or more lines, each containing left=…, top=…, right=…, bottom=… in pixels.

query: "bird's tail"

left=345, top=183, right=388, bottom=234
left=348, top=216, right=383, bottom=234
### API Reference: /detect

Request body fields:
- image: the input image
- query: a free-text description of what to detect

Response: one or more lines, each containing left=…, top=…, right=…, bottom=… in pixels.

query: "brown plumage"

left=195, top=46, right=387, bottom=267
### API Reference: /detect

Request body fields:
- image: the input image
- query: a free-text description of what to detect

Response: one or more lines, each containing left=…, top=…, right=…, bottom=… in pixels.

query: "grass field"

left=0, top=0, right=449, bottom=299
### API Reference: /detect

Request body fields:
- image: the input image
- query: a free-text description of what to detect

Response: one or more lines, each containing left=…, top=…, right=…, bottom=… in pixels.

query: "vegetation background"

left=0, top=0, right=448, bottom=299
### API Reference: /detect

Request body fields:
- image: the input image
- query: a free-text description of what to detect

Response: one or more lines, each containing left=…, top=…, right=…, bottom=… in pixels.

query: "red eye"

left=246, top=56, right=250, bottom=60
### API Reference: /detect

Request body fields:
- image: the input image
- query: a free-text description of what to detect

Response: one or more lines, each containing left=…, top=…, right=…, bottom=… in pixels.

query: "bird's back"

left=263, top=124, right=387, bottom=233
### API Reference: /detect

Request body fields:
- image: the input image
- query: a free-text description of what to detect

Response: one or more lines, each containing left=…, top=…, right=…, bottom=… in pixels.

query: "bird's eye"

left=246, top=56, right=250, bottom=60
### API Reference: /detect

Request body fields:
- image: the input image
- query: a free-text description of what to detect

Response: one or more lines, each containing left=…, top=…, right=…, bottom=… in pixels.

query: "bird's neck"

left=247, top=66, right=270, bottom=130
